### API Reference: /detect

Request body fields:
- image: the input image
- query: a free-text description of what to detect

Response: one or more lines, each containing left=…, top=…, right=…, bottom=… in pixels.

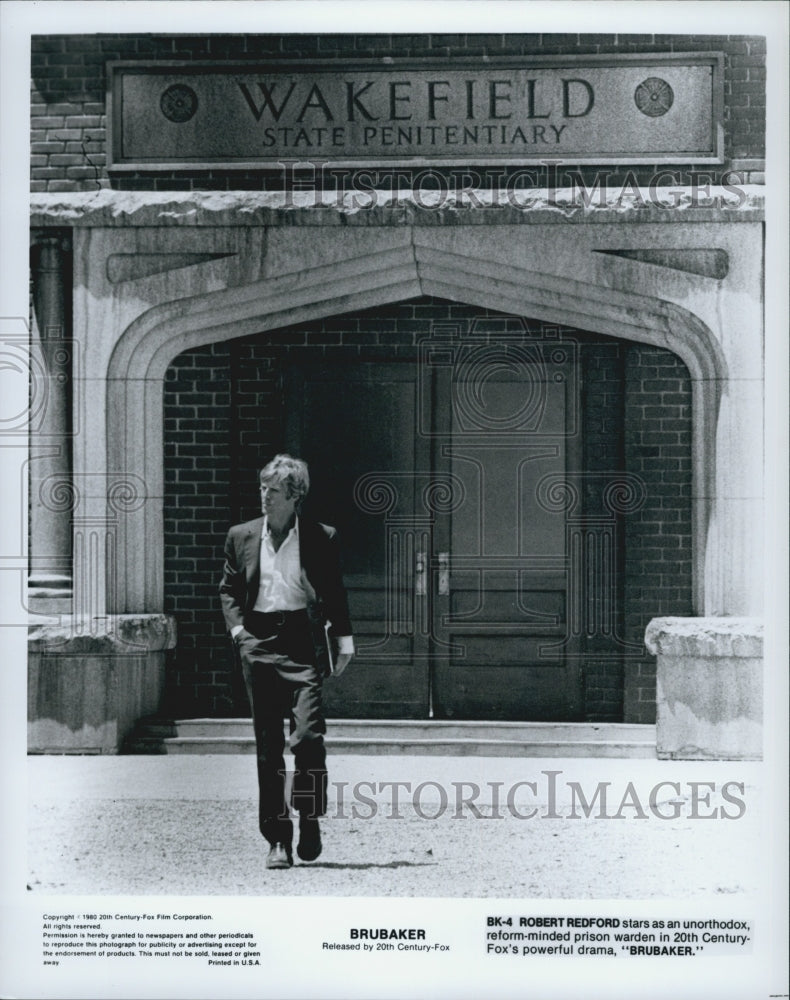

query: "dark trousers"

left=238, top=610, right=327, bottom=847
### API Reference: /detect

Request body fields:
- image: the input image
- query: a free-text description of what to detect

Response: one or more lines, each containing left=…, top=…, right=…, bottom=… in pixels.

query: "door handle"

left=438, top=551, right=450, bottom=596
left=415, top=551, right=427, bottom=597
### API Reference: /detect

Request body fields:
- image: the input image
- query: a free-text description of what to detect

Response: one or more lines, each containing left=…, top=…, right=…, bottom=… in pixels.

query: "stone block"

left=645, top=617, right=763, bottom=760
left=27, top=614, right=176, bottom=754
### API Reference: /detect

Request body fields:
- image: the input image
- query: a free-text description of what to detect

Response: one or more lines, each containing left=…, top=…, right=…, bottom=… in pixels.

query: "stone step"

left=126, top=718, right=656, bottom=758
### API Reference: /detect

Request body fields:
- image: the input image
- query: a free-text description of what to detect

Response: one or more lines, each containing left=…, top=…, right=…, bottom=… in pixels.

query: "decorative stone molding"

left=594, top=248, right=730, bottom=279
left=645, top=617, right=763, bottom=760
left=30, top=187, right=765, bottom=229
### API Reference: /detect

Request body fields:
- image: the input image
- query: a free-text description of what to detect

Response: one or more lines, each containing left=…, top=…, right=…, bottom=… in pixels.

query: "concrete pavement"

left=27, top=752, right=764, bottom=899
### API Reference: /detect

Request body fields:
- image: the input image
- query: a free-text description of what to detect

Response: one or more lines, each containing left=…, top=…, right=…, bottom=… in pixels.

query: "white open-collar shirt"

left=241, top=516, right=353, bottom=654
left=252, top=516, right=308, bottom=612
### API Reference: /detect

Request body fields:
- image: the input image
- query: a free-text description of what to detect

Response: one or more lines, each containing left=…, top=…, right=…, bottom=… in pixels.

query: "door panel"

left=286, top=363, right=430, bottom=718
left=431, top=340, right=582, bottom=719
left=286, top=336, right=582, bottom=720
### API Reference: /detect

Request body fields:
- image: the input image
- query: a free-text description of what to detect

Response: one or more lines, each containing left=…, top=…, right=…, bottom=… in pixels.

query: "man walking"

left=219, top=454, right=353, bottom=869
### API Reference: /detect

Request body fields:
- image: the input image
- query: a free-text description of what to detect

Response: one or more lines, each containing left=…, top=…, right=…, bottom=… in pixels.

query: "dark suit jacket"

left=219, top=516, right=353, bottom=642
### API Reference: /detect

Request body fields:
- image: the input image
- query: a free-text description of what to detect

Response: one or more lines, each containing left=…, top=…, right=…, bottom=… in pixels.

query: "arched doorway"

left=105, top=236, right=725, bottom=725
left=160, top=299, right=695, bottom=723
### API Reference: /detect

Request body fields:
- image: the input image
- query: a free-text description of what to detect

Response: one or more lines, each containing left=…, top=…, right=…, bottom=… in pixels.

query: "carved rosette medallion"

left=634, top=77, right=674, bottom=117
left=160, top=84, right=198, bottom=123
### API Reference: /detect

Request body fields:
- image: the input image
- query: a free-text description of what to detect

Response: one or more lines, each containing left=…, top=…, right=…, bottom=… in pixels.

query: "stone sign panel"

left=108, top=54, right=723, bottom=169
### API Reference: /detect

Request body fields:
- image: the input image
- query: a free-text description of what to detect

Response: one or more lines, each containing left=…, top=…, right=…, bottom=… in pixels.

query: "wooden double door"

left=287, top=335, right=582, bottom=720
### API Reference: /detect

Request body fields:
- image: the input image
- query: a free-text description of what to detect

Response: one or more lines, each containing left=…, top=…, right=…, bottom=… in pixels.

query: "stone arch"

left=106, top=239, right=724, bottom=614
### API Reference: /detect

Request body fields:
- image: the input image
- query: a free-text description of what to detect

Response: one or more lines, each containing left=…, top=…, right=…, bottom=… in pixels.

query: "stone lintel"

left=30, top=187, right=765, bottom=229
left=28, top=614, right=177, bottom=653
left=645, top=617, right=763, bottom=659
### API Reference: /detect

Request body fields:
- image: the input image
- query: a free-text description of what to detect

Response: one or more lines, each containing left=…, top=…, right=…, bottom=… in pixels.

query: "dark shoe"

left=296, top=816, right=322, bottom=862
left=265, top=842, right=293, bottom=870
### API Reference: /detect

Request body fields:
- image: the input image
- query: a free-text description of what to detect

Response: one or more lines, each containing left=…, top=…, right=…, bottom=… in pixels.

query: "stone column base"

left=28, top=615, right=177, bottom=754
left=645, top=617, right=763, bottom=760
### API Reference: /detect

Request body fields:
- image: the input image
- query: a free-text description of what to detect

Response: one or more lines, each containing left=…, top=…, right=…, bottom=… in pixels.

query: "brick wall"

left=31, top=32, right=766, bottom=193
left=162, top=342, right=234, bottom=716
left=623, top=346, right=694, bottom=722
left=162, top=299, right=692, bottom=721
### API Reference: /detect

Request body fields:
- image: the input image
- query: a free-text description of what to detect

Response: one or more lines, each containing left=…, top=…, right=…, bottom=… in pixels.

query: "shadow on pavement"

left=297, top=860, right=438, bottom=870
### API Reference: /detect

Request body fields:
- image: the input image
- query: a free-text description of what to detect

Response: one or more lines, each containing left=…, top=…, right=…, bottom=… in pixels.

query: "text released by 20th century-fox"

left=39, top=911, right=753, bottom=967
